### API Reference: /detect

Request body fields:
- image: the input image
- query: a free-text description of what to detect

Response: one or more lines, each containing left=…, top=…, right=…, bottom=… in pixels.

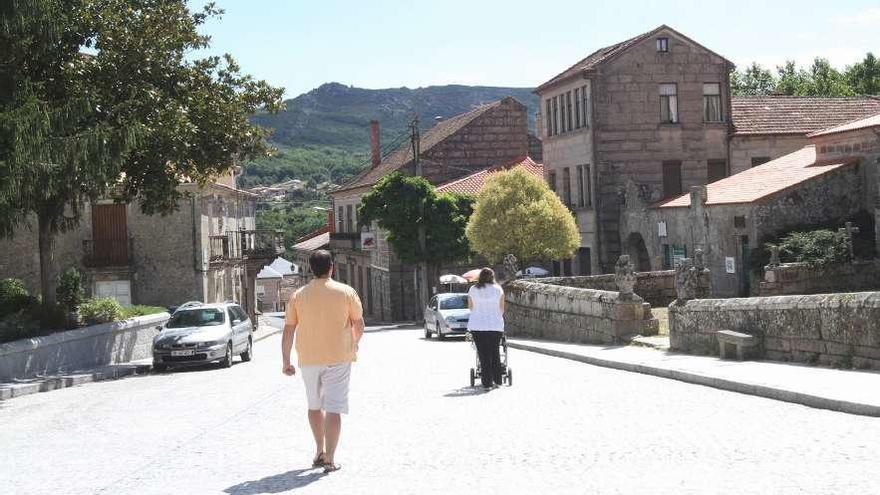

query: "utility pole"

left=411, top=116, right=429, bottom=320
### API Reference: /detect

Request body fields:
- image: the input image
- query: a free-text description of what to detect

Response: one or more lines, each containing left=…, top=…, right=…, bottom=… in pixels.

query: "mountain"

left=252, top=82, right=540, bottom=152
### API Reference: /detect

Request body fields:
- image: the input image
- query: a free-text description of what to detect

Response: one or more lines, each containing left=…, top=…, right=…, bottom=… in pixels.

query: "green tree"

left=776, top=60, right=811, bottom=95
left=0, top=1, right=283, bottom=304
left=358, top=172, right=473, bottom=265
left=805, top=58, right=854, bottom=97
left=845, top=52, right=880, bottom=95
left=731, top=63, right=776, bottom=96
left=465, top=167, right=578, bottom=264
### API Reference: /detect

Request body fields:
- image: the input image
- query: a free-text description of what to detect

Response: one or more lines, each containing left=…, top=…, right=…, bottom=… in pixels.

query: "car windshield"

left=439, top=295, right=468, bottom=310
left=166, top=308, right=225, bottom=328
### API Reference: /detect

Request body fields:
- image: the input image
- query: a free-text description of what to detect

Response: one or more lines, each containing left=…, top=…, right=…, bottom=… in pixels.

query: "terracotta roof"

left=436, top=156, right=543, bottom=196
left=535, top=25, right=732, bottom=93
left=731, top=96, right=880, bottom=135
left=808, top=113, right=880, bottom=138
left=335, top=99, right=508, bottom=193
left=292, top=231, right=329, bottom=252
left=658, top=145, right=856, bottom=208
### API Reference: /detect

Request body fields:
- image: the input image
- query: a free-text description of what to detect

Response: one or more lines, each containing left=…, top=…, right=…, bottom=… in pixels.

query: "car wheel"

left=437, top=324, right=446, bottom=341
left=153, top=362, right=167, bottom=373
left=469, top=368, right=476, bottom=387
left=507, top=368, right=513, bottom=386
left=240, top=336, right=253, bottom=362
left=221, top=342, right=233, bottom=368
left=424, top=321, right=432, bottom=339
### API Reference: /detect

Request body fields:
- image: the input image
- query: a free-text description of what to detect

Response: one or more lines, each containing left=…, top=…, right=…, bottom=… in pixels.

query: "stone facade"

left=536, top=26, right=732, bottom=275
left=0, top=182, right=278, bottom=318
left=729, top=134, right=810, bottom=175
left=669, top=292, right=880, bottom=370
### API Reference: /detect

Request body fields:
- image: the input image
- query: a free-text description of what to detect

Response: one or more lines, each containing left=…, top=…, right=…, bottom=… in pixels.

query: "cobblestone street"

left=2, top=325, right=880, bottom=494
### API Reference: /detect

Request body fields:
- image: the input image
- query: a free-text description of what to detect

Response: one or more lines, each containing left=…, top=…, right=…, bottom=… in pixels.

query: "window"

left=346, top=204, right=353, bottom=233
left=562, top=167, right=572, bottom=206
left=566, top=91, right=573, bottom=131
left=660, top=84, right=678, bottom=123
left=581, top=85, right=590, bottom=127
left=751, top=156, right=771, bottom=167
left=703, top=83, right=722, bottom=122
left=656, top=37, right=669, bottom=52
left=337, top=205, right=344, bottom=232
left=552, top=96, right=559, bottom=136
left=576, top=166, right=585, bottom=207
left=707, top=159, right=727, bottom=183
left=584, top=164, right=592, bottom=207
left=662, top=160, right=682, bottom=199
left=560, top=94, right=566, bottom=133
left=548, top=171, right=557, bottom=192
left=574, top=88, right=581, bottom=128
left=577, top=248, right=592, bottom=275
left=545, top=99, right=553, bottom=137
left=662, top=244, right=671, bottom=270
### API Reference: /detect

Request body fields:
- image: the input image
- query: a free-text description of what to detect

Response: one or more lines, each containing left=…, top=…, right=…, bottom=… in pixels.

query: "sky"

left=189, top=0, right=880, bottom=98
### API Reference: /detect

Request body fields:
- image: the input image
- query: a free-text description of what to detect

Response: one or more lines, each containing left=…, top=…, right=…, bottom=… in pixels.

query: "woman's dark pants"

left=472, top=331, right=503, bottom=387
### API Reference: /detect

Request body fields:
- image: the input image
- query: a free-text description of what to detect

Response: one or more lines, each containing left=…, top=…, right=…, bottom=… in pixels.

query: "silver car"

left=424, top=293, right=470, bottom=340
left=152, top=303, right=254, bottom=371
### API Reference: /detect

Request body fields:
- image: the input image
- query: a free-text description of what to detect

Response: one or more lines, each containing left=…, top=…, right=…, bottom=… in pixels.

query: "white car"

left=516, top=266, right=550, bottom=278
left=424, top=293, right=470, bottom=340
left=152, top=303, right=254, bottom=371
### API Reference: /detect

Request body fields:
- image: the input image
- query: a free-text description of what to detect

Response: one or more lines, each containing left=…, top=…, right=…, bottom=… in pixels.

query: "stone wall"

left=0, top=313, right=169, bottom=382
left=729, top=134, right=809, bottom=175
left=669, top=292, right=880, bottom=369
left=535, top=270, right=677, bottom=307
left=758, top=261, right=880, bottom=296
left=504, top=279, right=658, bottom=344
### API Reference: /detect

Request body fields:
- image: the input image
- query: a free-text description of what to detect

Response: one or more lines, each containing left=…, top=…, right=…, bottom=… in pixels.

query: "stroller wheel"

left=469, top=368, right=476, bottom=388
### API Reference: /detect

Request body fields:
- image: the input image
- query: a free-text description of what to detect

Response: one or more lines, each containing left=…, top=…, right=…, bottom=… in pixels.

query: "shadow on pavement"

left=224, top=468, right=326, bottom=494
left=443, top=386, right=490, bottom=398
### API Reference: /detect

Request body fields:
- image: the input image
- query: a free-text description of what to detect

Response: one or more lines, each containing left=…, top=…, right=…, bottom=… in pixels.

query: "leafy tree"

left=257, top=203, right=329, bottom=249
left=0, top=1, right=283, bottom=304
left=730, top=63, right=775, bottom=96
left=805, top=58, right=854, bottom=97
left=358, top=172, right=474, bottom=265
left=775, top=60, right=811, bottom=96
left=845, top=52, right=880, bottom=95
left=466, top=167, right=578, bottom=264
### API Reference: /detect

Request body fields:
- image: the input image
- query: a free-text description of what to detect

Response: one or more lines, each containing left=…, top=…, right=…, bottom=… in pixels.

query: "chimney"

left=370, top=120, right=381, bottom=168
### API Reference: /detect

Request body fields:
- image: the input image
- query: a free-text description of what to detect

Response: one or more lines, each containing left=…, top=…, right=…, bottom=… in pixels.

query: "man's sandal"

left=312, top=453, right=326, bottom=468
left=323, top=463, right=342, bottom=473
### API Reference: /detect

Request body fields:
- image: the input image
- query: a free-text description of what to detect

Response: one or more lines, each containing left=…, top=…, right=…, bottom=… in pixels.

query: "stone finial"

left=614, top=255, right=637, bottom=299
left=767, top=244, right=781, bottom=267
left=693, top=248, right=706, bottom=271
left=503, top=253, right=519, bottom=280
left=690, top=185, right=708, bottom=207
left=674, top=258, right=701, bottom=303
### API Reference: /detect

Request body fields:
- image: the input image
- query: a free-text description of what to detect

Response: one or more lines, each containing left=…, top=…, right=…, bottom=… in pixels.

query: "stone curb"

left=0, top=363, right=152, bottom=401
left=507, top=341, right=880, bottom=418
left=0, top=325, right=281, bottom=402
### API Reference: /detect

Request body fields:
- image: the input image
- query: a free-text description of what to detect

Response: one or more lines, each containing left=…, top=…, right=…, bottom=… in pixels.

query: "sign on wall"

left=725, top=257, right=736, bottom=274
left=658, top=221, right=667, bottom=238
left=361, top=231, right=376, bottom=250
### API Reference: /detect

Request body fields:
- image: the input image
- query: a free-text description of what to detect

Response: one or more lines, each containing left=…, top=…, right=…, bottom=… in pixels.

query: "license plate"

left=171, top=350, right=194, bottom=357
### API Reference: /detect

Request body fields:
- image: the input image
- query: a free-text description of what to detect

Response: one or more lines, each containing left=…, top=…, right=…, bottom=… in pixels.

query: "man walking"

left=281, top=250, right=364, bottom=473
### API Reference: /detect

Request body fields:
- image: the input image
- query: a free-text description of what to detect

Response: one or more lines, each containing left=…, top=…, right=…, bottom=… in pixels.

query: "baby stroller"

left=467, top=332, right=512, bottom=387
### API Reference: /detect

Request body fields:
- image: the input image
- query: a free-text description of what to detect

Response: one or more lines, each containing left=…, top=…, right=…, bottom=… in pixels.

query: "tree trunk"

left=38, top=214, right=56, bottom=307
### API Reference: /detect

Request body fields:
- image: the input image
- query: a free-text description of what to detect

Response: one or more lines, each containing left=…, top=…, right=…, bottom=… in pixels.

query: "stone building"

left=729, top=96, right=880, bottom=174
left=0, top=176, right=283, bottom=318
left=534, top=25, right=734, bottom=276
left=325, top=97, right=530, bottom=322
left=256, top=257, right=301, bottom=312
left=622, top=112, right=880, bottom=297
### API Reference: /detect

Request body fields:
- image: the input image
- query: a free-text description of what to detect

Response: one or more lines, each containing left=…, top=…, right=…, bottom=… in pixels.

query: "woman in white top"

left=467, top=268, right=505, bottom=389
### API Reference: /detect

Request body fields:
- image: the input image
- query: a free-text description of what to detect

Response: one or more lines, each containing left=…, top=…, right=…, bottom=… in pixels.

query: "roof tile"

left=436, top=157, right=543, bottom=196
left=808, top=112, right=880, bottom=137
left=731, top=96, right=880, bottom=135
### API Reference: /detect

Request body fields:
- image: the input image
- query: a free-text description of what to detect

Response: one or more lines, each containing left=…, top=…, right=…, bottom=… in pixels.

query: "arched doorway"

left=626, top=233, right=651, bottom=272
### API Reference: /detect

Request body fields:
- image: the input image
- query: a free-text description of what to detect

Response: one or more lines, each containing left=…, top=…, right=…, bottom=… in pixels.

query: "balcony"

left=83, top=238, right=133, bottom=268
left=330, top=232, right=361, bottom=251
left=209, top=230, right=284, bottom=263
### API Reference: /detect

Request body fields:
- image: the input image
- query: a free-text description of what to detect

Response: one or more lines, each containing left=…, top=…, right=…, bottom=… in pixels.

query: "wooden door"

left=91, top=204, right=129, bottom=265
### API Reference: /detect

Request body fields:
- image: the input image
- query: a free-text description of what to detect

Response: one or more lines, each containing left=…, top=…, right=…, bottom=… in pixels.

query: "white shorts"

left=300, top=362, right=352, bottom=414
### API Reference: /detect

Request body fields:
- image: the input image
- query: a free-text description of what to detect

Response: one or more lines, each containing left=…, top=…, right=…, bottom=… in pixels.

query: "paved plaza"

left=2, top=325, right=880, bottom=494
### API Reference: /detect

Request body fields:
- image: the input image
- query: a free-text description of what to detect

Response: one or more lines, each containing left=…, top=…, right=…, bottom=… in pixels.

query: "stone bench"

left=716, top=330, right=758, bottom=360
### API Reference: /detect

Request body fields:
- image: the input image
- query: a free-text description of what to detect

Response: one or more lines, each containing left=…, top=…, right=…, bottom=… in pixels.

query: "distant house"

left=296, top=97, right=533, bottom=322
left=0, top=173, right=283, bottom=318
left=256, top=257, right=302, bottom=312
left=435, top=156, right=543, bottom=196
